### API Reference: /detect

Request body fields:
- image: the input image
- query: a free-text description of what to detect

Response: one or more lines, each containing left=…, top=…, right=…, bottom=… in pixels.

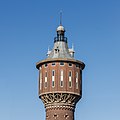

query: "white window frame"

left=76, top=72, right=78, bottom=89
left=69, top=71, right=72, bottom=88
left=68, top=63, right=72, bottom=67
left=40, top=67, right=42, bottom=90
left=52, top=70, right=55, bottom=87
left=44, top=71, right=47, bottom=88
left=60, top=70, right=64, bottom=87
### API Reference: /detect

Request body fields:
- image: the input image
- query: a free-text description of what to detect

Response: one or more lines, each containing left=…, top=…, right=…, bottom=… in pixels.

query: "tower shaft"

left=46, top=107, right=74, bottom=120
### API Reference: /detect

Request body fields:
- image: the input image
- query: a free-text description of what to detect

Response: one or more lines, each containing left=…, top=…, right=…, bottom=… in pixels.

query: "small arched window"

left=39, top=67, right=42, bottom=90
left=52, top=70, right=55, bottom=87
left=69, top=71, right=72, bottom=88
left=76, top=72, right=78, bottom=89
left=44, top=71, right=47, bottom=88
left=60, top=70, right=64, bottom=87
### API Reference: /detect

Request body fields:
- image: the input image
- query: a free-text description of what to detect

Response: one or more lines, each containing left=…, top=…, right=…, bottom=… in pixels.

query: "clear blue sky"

left=0, top=0, right=120, bottom=120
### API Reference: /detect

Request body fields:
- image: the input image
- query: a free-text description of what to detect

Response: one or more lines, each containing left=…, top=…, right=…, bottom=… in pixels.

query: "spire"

left=57, top=11, right=65, bottom=32
left=60, top=11, right=62, bottom=25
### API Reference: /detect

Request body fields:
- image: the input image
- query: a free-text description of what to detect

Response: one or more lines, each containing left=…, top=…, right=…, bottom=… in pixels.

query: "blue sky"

left=0, top=0, right=120, bottom=120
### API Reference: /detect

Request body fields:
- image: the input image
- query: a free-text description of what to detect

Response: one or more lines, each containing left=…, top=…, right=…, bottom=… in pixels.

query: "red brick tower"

left=36, top=22, right=85, bottom=120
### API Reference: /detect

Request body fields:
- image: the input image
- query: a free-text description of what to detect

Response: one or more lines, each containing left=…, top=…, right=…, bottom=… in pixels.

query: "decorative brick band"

left=46, top=105, right=75, bottom=111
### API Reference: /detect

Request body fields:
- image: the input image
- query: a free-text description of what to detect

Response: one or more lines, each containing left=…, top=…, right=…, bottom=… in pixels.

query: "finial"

left=47, top=46, right=51, bottom=56
left=60, top=10, right=62, bottom=25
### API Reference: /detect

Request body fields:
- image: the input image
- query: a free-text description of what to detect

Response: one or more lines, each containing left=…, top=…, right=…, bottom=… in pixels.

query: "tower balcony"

left=54, top=37, right=67, bottom=43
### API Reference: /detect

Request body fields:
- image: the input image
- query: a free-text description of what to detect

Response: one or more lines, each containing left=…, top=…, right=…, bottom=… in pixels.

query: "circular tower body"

left=36, top=25, right=85, bottom=120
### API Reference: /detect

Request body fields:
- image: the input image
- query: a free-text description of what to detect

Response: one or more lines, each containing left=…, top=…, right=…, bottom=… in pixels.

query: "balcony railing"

left=54, top=37, right=67, bottom=43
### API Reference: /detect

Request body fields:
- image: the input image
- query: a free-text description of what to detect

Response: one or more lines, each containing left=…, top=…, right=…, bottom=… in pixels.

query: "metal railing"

left=54, top=37, right=67, bottom=43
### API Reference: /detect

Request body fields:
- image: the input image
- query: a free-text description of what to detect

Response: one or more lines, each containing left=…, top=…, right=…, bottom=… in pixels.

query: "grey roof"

left=47, top=41, right=74, bottom=59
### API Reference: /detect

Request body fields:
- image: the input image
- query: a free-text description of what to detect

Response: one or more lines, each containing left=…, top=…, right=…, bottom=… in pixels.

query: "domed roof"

left=57, top=25, right=65, bottom=32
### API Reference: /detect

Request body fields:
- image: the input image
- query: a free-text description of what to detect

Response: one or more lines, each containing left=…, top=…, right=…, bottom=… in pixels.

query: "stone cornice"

left=36, top=58, right=85, bottom=70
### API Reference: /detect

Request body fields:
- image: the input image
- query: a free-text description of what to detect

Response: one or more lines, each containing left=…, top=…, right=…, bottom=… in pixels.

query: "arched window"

left=68, top=63, right=72, bottom=67
left=44, top=71, right=47, bottom=88
left=39, top=67, right=42, bottom=90
left=52, top=70, right=55, bottom=87
left=44, top=63, right=48, bottom=68
left=60, top=70, right=64, bottom=87
left=76, top=72, right=78, bottom=89
left=69, top=71, right=72, bottom=88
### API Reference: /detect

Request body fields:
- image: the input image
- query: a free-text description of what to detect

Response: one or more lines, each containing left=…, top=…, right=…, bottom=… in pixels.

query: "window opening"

left=40, top=67, right=42, bottom=90
left=76, top=72, right=78, bottom=89
left=60, top=70, right=64, bottom=87
left=44, top=71, right=47, bottom=88
left=60, top=62, right=64, bottom=66
left=76, top=64, right=79, bottom=68
left=52, top=70, right=55, bottom=87
left=69, top=71, right=72, bottom=87
left=68, top=63, right=72, bottom=67
left=44, top=63, right=48, bottom=68
left=52, top=62, right=55, bottom=66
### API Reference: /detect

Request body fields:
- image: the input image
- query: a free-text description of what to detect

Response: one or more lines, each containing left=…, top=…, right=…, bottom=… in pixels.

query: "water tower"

left=36, top=21, right=85, bottom=120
